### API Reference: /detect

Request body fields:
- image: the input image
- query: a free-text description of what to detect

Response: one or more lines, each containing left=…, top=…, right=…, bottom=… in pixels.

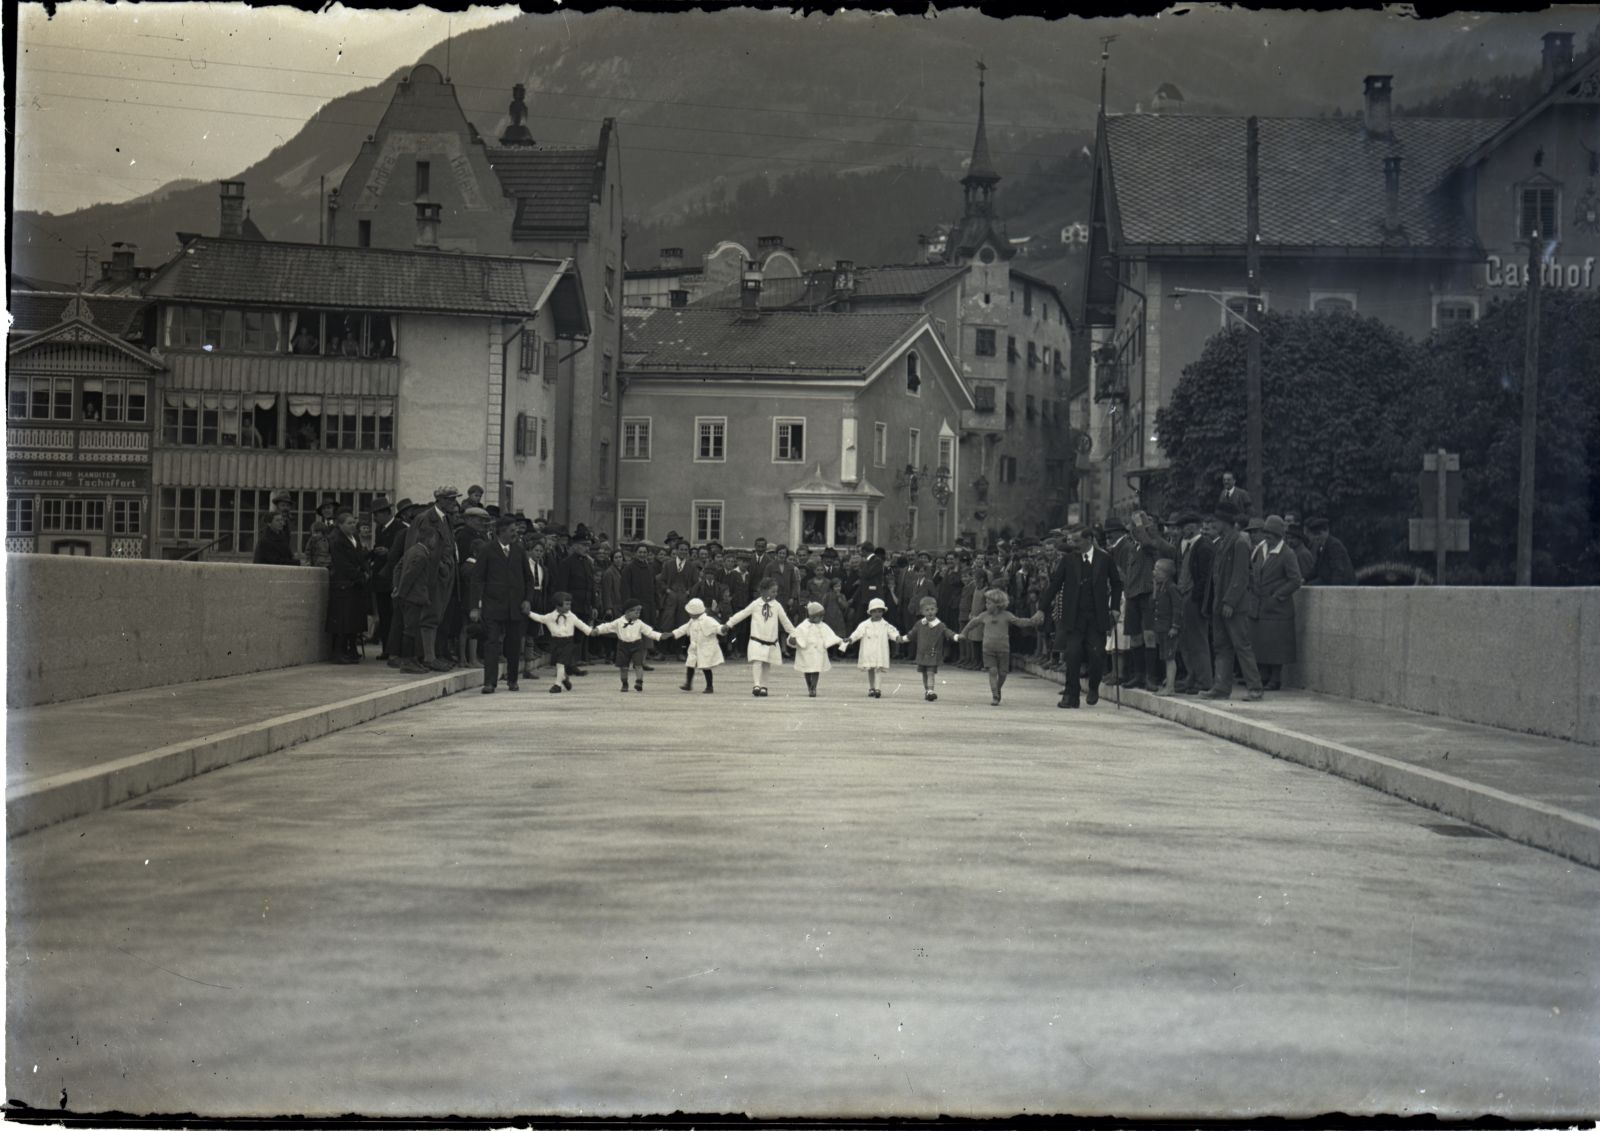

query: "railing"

left=109, top=537, right=146, bottom=558
left=6, top=536, right=38, bottom=554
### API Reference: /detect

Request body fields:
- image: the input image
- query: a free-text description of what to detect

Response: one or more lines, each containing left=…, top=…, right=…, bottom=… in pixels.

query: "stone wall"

left=1291, top=586, right=1600, bottom=745
left=7, top=555, right=328, bottom=708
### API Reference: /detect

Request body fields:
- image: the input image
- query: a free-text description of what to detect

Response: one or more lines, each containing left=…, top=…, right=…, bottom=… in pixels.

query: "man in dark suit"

left=395, top=486, right=460, bottom=672
left=470, top=515, right=536, bottom=693
left=747, top=537, right=773, bottom=587
left=1304, top=517, right=1356, bottom=585
left=658, top=539, right=700, bottom=656
left=369, top=495, right=404, bottom=658
left=1201, top=501, right=1263, bottom=700
left=1218, top=470, right=1253, bottom=517
left=853, top=542, right=887, bottom=622
left=1044, top=524, right=1122, bottom=707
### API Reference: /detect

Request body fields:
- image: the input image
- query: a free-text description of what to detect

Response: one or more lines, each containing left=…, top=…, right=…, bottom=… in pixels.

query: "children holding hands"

left=846, top=597, right=903, bottom=699
left=668, top=597, right=726, bottom=693
left=902, top=596, right=963, bottom=701
left=591, top=600, right=666, bottom=692
left=724, top=578, right=798, bottom=697
left=526, top=591, right=594, bottom=693
left=786, top=601, right=847, bottom=697
left=961, top=589, right=1045, bottom=706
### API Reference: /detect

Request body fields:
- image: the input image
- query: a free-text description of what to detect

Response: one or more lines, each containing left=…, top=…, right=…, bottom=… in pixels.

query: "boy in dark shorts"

left=902, top=596, right=961, bottom=702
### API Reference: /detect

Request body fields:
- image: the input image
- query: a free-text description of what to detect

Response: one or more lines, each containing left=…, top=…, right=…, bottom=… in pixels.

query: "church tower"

left=949, top=62, right=1013, bottom=264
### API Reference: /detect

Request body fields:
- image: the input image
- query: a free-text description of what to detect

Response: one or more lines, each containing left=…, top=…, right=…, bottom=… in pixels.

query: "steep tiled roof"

left=488, top=146, right=600, bottom=236
left=7, top=291, right=150, bottom=338
left=624, top=308, right=924, bottom=377
left=142, top=238, right=567, bottom=318
left=1105, top=114, right=1507, bottom=249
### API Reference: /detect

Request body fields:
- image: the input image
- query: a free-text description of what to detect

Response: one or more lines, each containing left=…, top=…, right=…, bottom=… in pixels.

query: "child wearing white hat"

left=845, top=597, right=903, bottom=699
left=787, top=601, right=847, bottom=697
left=666, top=597, right=726, bottom=693
left=724, top=576, right=799, bottom=698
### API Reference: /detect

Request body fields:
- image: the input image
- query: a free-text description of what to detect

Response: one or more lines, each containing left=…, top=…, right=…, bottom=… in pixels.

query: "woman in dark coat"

left=326, top=511, right=370, bottom=663
left=1248, top=515, right=1304, bottom=690
left=253, top=510, right=297, bottom=565
left=599, top=549, right=625, bottom=621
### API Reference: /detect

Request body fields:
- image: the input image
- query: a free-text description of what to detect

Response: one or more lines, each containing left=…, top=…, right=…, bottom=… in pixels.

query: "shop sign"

left=6, top=466, right=150, bottom=492
left=1483, top=254, right=1597, bottom=289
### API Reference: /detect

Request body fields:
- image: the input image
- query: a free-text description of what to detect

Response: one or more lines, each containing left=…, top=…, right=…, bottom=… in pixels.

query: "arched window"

left=905, top=351, right=921, bottom=395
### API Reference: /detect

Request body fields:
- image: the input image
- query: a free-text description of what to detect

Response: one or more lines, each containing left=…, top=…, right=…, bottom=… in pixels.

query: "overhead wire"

left=21, top=64, right=1089, bottom=163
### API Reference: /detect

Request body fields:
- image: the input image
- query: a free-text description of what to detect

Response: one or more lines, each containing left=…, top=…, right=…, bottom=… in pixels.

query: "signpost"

left=1409, top=448, right=1468, bottom=582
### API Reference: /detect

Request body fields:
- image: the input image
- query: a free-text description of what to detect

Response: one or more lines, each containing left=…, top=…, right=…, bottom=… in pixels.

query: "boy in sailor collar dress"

left=592, top=600, right=667, bottom=692
left=786, top=601, right=847, bottom=697
left=902, top=596, right=964, bottom=702
left=527, top=590, right=594, bottom=693
left=668, top=597, right=726, bottom=693
left=724, top=577, right=799, bottom=698
left=845, top=597, right=903, bottom=699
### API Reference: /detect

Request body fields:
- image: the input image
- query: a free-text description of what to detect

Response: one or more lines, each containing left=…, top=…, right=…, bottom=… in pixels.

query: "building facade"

left=6, top=296, right=164, bottom=558
left=1082, top=34, right=1600, bottom=518
left=328, top=64, right=623, bottom=536
left=618, top=303, right=973, bottom=551
left=137, top=236, right=586, bottom=560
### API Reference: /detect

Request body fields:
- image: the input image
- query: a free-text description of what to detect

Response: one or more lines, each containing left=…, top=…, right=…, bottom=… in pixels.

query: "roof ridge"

left=182, top=235, right=568, bottom=268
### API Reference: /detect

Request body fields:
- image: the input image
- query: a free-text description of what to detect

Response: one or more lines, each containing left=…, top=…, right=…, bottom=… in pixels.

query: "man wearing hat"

left=1169, top=511, right=1214, bottom=694
left=365, top=494, right=397, bottom=654
left=304, top=496, right=339, bottom=568
left=1303, top=517, right=1355, bottom=586
left=853, top=542, right=886, bottom=623
left=1201, top=501, right=1263, bottom=700
left=549, top=534, right=598, bottom=671
left=469, top=515, right=537, bottom=693
left=393, top=487, right=461, bottom=672
left=380, top=500, right=419, bottom=664
left=451, top=505, right=492, bottom=668
left=1043, top=523, right=1122, bottom=707
left=1248, top=515, right=1303, bottom=691
left=1282, top=511, right=1316, bottom=578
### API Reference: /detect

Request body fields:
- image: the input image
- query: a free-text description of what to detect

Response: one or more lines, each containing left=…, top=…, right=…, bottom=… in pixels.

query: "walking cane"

left=1112, top=612, right=1121, bottom=711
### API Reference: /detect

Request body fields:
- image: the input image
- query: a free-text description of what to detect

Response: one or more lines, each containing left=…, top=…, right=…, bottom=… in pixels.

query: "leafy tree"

left=1153, top=310, right=1423, bottom=566
left=1410, top=291, right=1600, bottom=584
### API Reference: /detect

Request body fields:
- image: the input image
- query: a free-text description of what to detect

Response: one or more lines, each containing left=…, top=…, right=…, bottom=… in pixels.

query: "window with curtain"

left=287, top=395, right=324, bottom=450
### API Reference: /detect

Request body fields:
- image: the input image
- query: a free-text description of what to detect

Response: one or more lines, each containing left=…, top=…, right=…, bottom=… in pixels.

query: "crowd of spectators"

left=251, top=472, right=1359, bottom=697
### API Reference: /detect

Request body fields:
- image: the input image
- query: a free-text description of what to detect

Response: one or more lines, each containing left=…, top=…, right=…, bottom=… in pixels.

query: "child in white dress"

left=667, top=597, right=726, bottom=693
left=724, top=577, right=799, bottom=698
left=786, top=601, right=846, bottom=698
left=845, top=597, right=903, bottom=699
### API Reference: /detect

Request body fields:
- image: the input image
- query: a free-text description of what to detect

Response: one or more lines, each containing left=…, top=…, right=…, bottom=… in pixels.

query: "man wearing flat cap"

left=393, top=486, right=461, bottom=672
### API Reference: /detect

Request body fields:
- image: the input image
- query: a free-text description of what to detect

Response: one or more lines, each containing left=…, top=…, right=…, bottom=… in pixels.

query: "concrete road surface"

left=8, top=668, right=1597, bottom=1118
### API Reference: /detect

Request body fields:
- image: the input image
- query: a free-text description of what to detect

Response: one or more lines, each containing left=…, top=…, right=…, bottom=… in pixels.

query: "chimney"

left=219, top=180, right=246, bottom=238
left=1382, top=155, right=1403, bottom=233
left=739, top=260, right=763, bottom=320
left=669, top=288, right=689, bottom=308
left=1363, top=75, right=1393, bottom=139
left=99, top=260, right=112, bottom=283
left=833, top=259, right=855, bottom=294
left=758, top=235, right=784, bottom=253
left=109, top=242, right=137, bottom=287
left=659, top=247, right=684, bottom=269
left=1542, top=31, right=1575, bottom=86
left=415, top=201, right=441, bottom=248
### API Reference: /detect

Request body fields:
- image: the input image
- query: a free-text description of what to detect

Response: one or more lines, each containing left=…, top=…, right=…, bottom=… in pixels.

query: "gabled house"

left=137, top=236, right=587, bottom=560
left=6, top=295, right=165, bottom=558
left=328, top=64, right=621, bottom=536
left=617, top=299, right=973, bottom=551
left=1081, top=31, right=1600, bottom=519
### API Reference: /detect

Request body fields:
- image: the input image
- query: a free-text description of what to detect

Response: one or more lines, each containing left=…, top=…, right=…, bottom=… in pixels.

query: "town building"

left=1081, top=32, right=1600, bottom=518
left=6, top=294, right=164, bottom=558
left=623, top=237, right=802, bottom=310
left=617, top=290, right=973, bottom=552
left=327, top=65, right=622, bottom=536
left=136, top=231, right=586, bottom=560
left=669, top=75, right=1082, bottom=543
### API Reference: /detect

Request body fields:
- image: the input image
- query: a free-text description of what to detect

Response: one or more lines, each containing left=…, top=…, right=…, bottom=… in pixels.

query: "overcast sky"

left=14, top=2, right=521, bottom=215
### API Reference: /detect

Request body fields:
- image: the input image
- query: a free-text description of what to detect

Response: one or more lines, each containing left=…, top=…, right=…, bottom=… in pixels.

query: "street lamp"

left=1169, top=287, right=1262, bottom=332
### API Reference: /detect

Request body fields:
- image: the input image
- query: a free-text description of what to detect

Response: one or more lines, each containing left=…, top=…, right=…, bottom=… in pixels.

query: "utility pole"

left=1245, top=116, right=1263, bottom=515
left=1516, top=228, right=1542, bottom=586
